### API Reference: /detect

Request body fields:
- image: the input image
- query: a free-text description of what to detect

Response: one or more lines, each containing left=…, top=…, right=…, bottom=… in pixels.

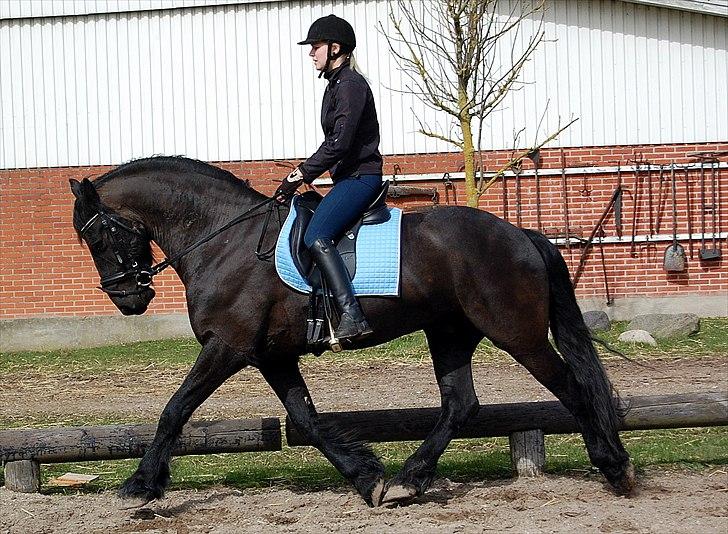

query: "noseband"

left=79, top=210, right=154, bottom=297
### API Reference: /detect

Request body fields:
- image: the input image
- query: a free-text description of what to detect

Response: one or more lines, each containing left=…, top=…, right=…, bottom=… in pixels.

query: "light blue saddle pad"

left=274, top=197, right=403, bottom=296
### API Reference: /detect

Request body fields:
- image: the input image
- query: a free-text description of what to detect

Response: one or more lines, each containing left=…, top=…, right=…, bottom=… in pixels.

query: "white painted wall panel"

left=0, top=0, right=726, bottom=169
left=3, top=1, right=727, bottom=21
left=0, top=0, right=274, bottom=20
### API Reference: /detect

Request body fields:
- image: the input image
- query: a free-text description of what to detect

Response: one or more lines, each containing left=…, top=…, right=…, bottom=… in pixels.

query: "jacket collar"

left=324, top=59, right=350, bottom=83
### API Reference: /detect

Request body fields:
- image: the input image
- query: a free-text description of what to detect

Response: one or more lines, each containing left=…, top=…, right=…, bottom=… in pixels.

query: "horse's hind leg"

left=383, top=323, right=481, bottom=504
left=510, top=341, right=634, bottom=493
left=119, top=336, right=247, bottom=502
left=260, top=360, right=386, bottom=507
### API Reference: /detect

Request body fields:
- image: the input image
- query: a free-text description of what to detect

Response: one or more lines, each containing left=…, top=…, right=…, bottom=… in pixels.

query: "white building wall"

left=0, top=0, right=726, bottom=169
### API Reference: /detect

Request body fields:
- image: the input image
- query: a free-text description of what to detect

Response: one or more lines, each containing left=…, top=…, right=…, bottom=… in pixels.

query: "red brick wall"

left=1, top=142, right=726, bottom=319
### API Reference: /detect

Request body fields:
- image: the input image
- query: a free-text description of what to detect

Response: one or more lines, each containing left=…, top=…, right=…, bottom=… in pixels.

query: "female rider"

left=275, top=15, right=383, bottom=342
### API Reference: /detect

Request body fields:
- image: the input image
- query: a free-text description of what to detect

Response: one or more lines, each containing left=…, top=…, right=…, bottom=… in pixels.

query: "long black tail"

left=523, top=229, right=625, bottom=445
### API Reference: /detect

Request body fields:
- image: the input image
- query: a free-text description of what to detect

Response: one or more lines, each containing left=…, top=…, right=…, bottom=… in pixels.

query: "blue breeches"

left=303, top=174, right=383, bottom=248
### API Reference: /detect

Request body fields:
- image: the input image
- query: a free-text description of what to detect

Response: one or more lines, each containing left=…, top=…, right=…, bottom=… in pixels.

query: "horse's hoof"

left=369, top=478, right=385, bottom=507
left=381, top=482, right=417, bottom=504
left=118, top=475, right=164, bottom=503
left=118, top=496, right=153, bottom=510
left=612, top=463, right=637, bottom=496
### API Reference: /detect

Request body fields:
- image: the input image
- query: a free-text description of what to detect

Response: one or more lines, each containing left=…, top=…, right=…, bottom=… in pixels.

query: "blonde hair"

left=348, top=53, right=368, bottom=81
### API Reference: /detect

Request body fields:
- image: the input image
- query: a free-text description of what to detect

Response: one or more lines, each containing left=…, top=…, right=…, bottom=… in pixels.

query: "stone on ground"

left=583, top=310, right=611, bottom=332
left=627, top=314, right=700, bottom=339
left=618, top=329, right=657, bottom=346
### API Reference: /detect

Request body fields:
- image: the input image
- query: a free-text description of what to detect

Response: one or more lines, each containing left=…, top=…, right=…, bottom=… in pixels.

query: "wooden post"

left=509, top=429, right=545, bottom=477
left=4, top=460, right=41, bottom=492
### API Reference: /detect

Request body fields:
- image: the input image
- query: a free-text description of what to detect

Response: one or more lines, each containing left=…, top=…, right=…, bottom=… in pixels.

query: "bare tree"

left=382, top=0, right=574, bottom=207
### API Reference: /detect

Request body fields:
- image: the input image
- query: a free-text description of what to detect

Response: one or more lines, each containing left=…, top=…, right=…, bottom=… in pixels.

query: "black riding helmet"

left=299, top=15, right=356, bottom=77
left=298, top=14, right=356, bottom=50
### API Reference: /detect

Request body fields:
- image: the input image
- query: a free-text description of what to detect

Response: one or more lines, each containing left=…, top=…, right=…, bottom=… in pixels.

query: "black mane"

left=93, top=156, right=244, bottom=187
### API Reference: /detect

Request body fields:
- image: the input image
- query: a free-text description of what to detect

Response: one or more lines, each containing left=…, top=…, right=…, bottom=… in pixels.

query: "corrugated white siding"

left=0, top=0, right=726, bottom=169
left=0, top=0, right=268, bottom=19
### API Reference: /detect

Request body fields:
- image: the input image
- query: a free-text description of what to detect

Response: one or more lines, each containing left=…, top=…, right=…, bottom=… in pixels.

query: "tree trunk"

left=461, top=116, right=477, bottom=207
left=458, top=87, right=477, bottom=207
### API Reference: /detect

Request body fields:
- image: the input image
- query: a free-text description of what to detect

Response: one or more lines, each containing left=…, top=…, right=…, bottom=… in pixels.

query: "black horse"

left=70, top=156, right=634, bottom=506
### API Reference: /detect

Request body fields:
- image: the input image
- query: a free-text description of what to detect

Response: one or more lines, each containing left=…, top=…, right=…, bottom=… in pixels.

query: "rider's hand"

left=274, top=167, right=304, bottom=202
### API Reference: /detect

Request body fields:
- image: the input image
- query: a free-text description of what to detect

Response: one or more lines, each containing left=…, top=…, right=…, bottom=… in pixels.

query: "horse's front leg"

left=259, top=360, right=386, bottom=507
left=119, top=336, right=247, bottom=502
left=383, top=326, right=481, bottom=503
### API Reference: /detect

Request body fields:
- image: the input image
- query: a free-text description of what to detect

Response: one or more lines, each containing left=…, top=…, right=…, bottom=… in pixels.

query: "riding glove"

left=274, top=168, right=304, bottom=201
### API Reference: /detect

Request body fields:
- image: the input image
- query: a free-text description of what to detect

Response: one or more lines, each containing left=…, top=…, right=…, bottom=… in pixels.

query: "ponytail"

left=348, top=53, right=369, bottom=81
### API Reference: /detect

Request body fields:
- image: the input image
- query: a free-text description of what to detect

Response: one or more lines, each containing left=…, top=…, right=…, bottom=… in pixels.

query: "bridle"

left=79, top=196, right=283, bottom=297
left=79, top=208, right=155, bottom=297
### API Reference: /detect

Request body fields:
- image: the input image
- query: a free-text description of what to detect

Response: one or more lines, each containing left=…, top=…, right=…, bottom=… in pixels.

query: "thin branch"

left=477, top=118, right=579, bottom=196
left=415, top=113, right=464, bottom=148
left=381, top=0, right=568, bottom=206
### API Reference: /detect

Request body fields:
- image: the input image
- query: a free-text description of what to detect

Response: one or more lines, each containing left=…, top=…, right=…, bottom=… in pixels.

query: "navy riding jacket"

left=299, top=61, right=383, bottom=183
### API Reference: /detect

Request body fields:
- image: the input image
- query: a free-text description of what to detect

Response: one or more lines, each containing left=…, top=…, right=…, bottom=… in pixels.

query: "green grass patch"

left=596, top=318, right=728, bottom=360
left=3, top=318, right=725, bottom=377
left=310, top=331, right=512, bottom=366
left=0, top=338, right=200, bottom=374
left=546, top=427, right=728, bottom=473
left=3, top=427, right=724, bottom=495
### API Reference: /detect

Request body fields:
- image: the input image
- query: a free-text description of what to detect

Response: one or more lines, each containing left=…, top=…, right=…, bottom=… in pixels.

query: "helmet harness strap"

left=318, top=40, right=347, bottom=78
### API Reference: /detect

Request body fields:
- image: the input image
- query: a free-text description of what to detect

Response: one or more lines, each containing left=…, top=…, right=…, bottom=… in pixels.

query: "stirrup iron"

left=328, top=315, right=342, bottom=353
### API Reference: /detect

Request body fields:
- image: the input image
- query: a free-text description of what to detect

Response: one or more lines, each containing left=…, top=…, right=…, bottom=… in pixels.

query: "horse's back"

left=401, top=205, right=543, bottom=268
left=397, top=205, right=551, bottom=342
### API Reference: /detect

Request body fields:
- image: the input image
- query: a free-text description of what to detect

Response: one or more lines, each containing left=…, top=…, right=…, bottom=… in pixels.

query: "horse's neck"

left=103, top=175, right=265, bottom=280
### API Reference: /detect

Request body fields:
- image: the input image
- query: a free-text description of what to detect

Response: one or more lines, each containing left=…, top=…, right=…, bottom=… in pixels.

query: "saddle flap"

left=288, top=192, right=320, bottom=279
left=288, top=194, right=356, bottom=284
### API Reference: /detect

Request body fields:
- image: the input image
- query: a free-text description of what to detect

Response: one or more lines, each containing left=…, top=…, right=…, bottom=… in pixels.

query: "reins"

left=254, top=198, right=285, bottom=260
left=150, top=196, right=282, bottom=276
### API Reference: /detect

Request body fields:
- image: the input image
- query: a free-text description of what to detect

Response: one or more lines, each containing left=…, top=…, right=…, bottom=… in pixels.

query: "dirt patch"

left=2, top=357, right=726, bottom=421
left=1, top=469, right=726, bottom=533
left=1, top=355, right=726, bottom=532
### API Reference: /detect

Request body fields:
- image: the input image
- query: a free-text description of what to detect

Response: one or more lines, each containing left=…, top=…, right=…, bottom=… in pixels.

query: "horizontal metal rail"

left=312, top=162, right=728, bottom=186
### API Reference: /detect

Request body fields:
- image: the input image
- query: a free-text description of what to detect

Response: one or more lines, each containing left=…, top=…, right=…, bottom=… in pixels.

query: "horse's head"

left=70, top=178, right=156, bottom=315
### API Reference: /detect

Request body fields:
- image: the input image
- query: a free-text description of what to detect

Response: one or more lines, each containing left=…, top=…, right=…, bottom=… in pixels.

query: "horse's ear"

left=69, top=179, right=83, bottom=199
left=71, top=177, right=101, bottom=204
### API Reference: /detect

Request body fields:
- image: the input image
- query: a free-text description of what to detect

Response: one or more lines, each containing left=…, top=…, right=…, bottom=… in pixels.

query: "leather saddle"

left=289, top=180, right=390, bottom=287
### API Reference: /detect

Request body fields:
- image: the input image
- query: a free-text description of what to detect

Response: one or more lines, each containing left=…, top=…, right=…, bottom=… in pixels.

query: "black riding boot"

left=309, top=238, right=373, bottom=341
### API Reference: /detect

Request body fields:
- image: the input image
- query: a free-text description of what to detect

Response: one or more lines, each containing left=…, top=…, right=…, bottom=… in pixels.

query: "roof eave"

left=619, top=0, right=728, bottom=18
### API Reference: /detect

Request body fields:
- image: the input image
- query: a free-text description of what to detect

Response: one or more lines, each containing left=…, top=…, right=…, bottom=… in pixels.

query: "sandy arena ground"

left=1, top=355, right=726, bottom=533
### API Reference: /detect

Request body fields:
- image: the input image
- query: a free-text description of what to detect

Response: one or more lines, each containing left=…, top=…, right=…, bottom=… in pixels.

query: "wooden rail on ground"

left=1, top=393, right=725, bottom=494
left=0, top=418, right=281, bottom=493
left=287, top=392, right=728, bottom=478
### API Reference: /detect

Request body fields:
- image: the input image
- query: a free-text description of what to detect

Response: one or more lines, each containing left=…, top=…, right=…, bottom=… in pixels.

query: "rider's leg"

left=304, top=175, right=381, bottom=340
left=309, top=236, right=373, bottom=339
